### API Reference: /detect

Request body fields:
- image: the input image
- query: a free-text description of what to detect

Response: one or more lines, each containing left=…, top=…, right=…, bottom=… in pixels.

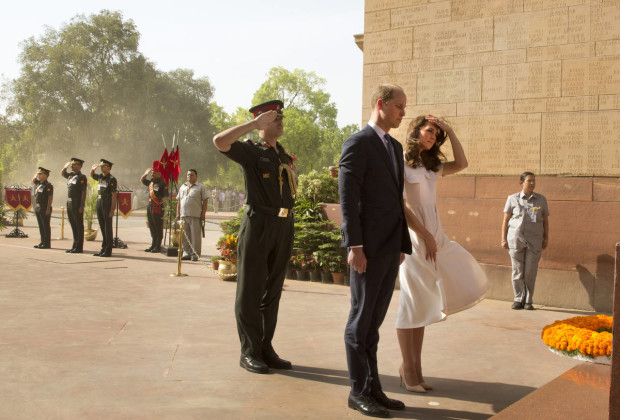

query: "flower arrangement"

left=541, top=315, right=612, bottom=362
left=216, top=234, right=238, bottom=262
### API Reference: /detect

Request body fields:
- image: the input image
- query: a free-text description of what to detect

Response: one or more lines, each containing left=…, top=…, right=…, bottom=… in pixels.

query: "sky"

left=0, top=0, right=365, bottom=127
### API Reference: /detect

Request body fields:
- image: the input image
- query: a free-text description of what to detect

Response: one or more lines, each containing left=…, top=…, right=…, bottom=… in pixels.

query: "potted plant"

left=84, top=178, right=98, bottom=240
left=210, top=255, right=221, bottom=271
left=216, top=234, right=238, bottom=281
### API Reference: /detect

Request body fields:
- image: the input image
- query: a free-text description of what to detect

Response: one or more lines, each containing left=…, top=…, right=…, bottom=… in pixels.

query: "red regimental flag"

left=18, top=189, right=32, bottom=211
left=118, top=191, right=132, bottom=218
left=5, top=189, right=20, bottom=211
left=169, top=146, right=181, bottom=183
left=159, top=148, right=170, bottom=184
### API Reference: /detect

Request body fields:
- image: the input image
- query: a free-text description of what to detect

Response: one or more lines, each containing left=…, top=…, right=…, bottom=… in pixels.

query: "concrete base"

left=481, top=263, right=612, bottom=312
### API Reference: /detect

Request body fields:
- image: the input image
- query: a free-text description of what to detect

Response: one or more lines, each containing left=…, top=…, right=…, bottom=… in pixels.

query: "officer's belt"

left=248, top=204, right=293, bottom=218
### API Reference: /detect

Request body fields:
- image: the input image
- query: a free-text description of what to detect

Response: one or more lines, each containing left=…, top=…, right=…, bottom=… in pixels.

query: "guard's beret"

left=99, top=159, right=113, bottom=167
left=249, top=100, right=284, bottom=118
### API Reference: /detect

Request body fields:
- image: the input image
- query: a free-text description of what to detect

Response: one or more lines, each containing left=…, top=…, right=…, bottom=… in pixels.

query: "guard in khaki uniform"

left=213, top=100, right=298, bottom=375
left=140, top=161, right=169, bottom=253
left=90, top=159, right=117, bottom=257
left=31, top=167, right=54, bottom=249
left=61, top=158, right=87, bottom=253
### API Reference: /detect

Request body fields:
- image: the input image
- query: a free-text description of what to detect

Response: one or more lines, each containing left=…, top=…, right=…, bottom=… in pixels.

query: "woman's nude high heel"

left=399, top=365, right=426, bottom=393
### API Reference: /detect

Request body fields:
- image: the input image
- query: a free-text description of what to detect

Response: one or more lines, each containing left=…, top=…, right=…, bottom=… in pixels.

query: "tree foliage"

left=1, top=10, right=215, bottom=184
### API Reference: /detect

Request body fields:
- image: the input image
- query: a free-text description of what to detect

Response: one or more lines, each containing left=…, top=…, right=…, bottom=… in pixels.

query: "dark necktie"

left=384, top=134, right=398, bottom=176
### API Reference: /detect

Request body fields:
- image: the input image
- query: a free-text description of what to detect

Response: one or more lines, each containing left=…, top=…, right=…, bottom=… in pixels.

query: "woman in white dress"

left=396, top=115, right=489, bottom=393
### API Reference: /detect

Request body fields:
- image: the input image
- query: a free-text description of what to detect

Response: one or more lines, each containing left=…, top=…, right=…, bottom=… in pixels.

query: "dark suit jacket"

left=339, top=124, right=412, bottom=259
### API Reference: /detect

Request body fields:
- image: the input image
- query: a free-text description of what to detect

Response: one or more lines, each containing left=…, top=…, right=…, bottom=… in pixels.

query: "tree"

left=251, top=67, right=350, bottom=173
left=1, top=10, right=216, bottom=184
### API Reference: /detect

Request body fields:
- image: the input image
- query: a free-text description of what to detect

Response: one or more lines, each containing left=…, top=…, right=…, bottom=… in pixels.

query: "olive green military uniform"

left=221, top=138, right=296, bottom=359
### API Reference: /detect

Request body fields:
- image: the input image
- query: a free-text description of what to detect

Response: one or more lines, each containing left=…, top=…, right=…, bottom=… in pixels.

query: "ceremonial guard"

left=140, top=161, right=169, bottom=253
left=31, top=167, right=54, bottom=249
left=90, top=159, right=117, bottom=257
left=61, top=158, right=87, bottom=253
left=213, top=100, right=297, bottom=374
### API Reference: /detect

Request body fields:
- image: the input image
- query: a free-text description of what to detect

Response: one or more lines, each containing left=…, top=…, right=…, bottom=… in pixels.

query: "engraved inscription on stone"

left=392, top=56, right=454, bottom=74
left=600, top=94, right=620, bottom=110
left=451, top=0, right=523, bottom=21
left=527, top=43, right=593, bottom=62
left=568, top=5, right=590, bottom=44
left=524, top=0, right=590, bottom=13
left=364, top=28, right=413, bottom=64
left=541, top=111, right=620, bottom=175
left=418, top=68, right=482, bottom=104
left=390, top=2, right=451, bottom=29
left=365, top=10, right=390, bottom=33
left=413, top=18, right=493, bottom=58
left=597, top=40, right=620, bottom=57
left=453, top=114, right=542, bottom=175
left=514, top=96, right=598, bottom=113
left=494, top=9, right=568, bottom=50
left=591, top=2, right=620, bottom=42
left=364, top=62, right=395, bottom=78
left=457, top=101, right=514, bottom=116
left=562, top=56, right=620, bottom=96
left=483, top=61, right=562, bottom=100
left=366, top=0, right=424, bottom=13
left=454, top=49, right=526, bottom=69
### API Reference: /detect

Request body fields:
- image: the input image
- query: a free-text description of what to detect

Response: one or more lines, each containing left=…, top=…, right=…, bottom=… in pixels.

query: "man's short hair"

left=370, top=84, right=404, bottom=109
left=520, top=171, right=535, bottom=182
left=188, top=169, right=197, bottom=176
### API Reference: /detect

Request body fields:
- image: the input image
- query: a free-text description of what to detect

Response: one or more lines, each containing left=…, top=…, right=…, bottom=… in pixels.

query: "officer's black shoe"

left=144, top=247, right=153, bottom=252
left=239, top=355, right=269, bottom=374
left=348, top=393, right=390, bottom=418
left=512, top=302, right=524, bottom=310
left=66, top=248, right=75, bottom=253
left=72, top=249, right=83, bottom=254
left=370, top=389, right=405, bottom=411
left=150, top=247, right=161, bottom=253
left=93, top=251, right=103, bottom=257
left=100, top=252, right=112, bottom=257
left=524, top=303, right=535, bottom=310
left=39, top=245, right=51, bottom=249
left=181, top=255, right=191, bottom=261
left=262, top=351, right=292, bottom=370
left=33, top=244, right=42, bottom=248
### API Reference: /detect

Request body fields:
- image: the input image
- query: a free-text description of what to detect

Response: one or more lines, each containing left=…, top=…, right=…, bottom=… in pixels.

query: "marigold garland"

left=541, top=315, right=612, bottom=359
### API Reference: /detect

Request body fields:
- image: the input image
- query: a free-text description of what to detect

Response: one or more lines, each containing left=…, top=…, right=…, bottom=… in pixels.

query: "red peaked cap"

left=249, top=100, right=285, bottom=118
left=152, top=160, right=165, bottom=173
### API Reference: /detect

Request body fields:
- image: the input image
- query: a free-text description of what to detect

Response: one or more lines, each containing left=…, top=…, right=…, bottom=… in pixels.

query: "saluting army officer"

left=61, top=158, right=87, bottom=253
left=90, top=159, right=117, bottom=257
left=31, top=167, right=54, bottom=249
left=213, top=100, right=298, bottom=374
left=140, top=161, right=169, bottom=253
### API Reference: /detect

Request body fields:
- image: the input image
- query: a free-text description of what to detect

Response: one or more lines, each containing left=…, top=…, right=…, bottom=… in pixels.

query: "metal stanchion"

left=60, top=206, right=65, bottom=239
left=171, top=220, right=188, bottom=277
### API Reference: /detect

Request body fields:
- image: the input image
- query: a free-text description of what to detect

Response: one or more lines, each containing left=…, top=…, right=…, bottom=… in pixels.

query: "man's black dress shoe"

left=262, top=352, right=292, bottom=370
left=181, top=255, right=191, bottom=261
left=99, top=252, right=111, bottom=257
left=348, top=393, right=390, bottom=418
left=144, top=247, right=153, bottom=252
left=72, top=249, right=83, bottom=254
left=33, top=244, right=41, bottom=249
left=370, top=389, right=405, bottom=411
left=66, top=248, right=75, bottom=253
left=39, top=245, right=50, bottom=249
left=150, top=247, right=161, bottom=253
left=93, top=251, right=103, bottom=257
left=512, top=302, right=524, bottom=310
left=239, top=355, right=269, bottom=374
left=524, top=303, right=535, bottom=310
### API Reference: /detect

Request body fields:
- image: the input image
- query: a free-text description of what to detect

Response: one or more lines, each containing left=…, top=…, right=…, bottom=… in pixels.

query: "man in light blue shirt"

left=501, top=172, right=550, bottom=310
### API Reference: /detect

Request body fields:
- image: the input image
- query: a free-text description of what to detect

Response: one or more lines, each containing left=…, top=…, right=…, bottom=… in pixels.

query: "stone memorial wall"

left=361, top=0, right=620, bottom=177
left=359, top=0, right=620, bottom=312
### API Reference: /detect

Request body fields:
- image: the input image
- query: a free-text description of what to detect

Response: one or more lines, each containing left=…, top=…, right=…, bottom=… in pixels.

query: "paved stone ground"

left=0, top=211, right=594, bottom=419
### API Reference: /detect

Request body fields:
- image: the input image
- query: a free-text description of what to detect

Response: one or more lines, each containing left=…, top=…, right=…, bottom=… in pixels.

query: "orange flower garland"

left=541, top=315, right=612, bottom=360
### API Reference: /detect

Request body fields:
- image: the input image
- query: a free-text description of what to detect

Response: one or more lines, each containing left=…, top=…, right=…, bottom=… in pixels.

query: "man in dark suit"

left=339, top=84, right=412, bottom=418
